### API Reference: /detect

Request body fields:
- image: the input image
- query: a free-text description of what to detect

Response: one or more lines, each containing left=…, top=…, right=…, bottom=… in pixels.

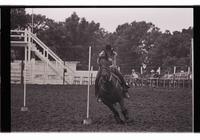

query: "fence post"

left=177, top=79, right=179, bottom=88
left=28, top=28, right=31, bottom=43
left=141, top=78, right=143, bottom=87
left=163, top=79, right=165, bottom=88
left=156, top=78, right=158, bottom=88
left=173, top=79, right=175, bottom=88
left=168, top=79, right=170, bottom=89
left=174, top=66, right=176, bottom=74
left=149, top=78, right=151, bottom=87
left=24, top=29, right=27, bottom=43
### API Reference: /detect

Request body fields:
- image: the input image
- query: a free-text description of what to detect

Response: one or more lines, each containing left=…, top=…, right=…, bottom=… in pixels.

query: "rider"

left=95, top=44, right=130, bottom=101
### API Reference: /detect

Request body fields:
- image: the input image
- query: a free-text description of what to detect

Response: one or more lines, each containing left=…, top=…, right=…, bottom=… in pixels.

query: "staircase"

left=31, top=44, right=64, bottom=79
left=29, top=31, right=75, bottom=75
left=11, top=29, right=75, bottom=84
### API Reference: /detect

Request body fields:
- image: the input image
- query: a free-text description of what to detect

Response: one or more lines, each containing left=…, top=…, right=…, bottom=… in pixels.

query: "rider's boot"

left=123, top=85, right=130, bottom=99
left=97, top=96, right=102, bottom=102
left=123, top=82, right=130, bottom=99
left=124, top=91, right=130, bottom=99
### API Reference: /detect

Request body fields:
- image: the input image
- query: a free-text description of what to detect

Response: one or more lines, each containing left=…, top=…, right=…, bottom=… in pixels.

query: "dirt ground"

left=11, top=84, right=192, bottom=132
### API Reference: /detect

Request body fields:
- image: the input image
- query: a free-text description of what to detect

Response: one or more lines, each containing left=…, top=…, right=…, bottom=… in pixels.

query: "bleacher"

left=11, top=60, right=97, bottom=85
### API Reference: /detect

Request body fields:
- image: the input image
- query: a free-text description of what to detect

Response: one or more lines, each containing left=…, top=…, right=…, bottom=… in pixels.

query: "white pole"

left=174, top=66, right=176, bottom=74
left=158, top=67, right=161, bottom=75
left=24, top=47, right=27, bottom=107
left=21, top=46, right=28, bottom=111
left=191, top=38, right=194, bottom=132
left=141, top=66, right=143, bottom=74
left=188, top=67, right=190, bottom=75
left=86, top=46, right=91, bottom=119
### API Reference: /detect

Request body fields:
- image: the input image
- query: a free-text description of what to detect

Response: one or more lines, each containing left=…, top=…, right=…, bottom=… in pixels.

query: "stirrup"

left=97, top=97, right=102, bottom=102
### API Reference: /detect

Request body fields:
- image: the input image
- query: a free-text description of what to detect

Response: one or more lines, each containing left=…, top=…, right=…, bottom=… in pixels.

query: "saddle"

left=99, top=67, right=123, bottom=87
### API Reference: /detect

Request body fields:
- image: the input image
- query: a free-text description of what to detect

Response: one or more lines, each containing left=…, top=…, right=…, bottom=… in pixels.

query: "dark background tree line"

left=10, top=8, right=193, bottom=74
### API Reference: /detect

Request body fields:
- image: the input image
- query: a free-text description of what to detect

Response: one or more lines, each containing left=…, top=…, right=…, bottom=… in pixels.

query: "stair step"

left=11, top=29, right=75, bottom=85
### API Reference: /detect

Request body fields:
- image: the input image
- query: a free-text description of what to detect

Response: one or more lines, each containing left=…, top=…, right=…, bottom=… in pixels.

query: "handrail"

left=29, top=32, right=63, bottom=63
left=34, top=49, right=63, bottom=77
left=11, top=29, right=75, bottom=74
left=28, top=32, right=75, bottom=73
left=11, top=30, right=62, bottom=62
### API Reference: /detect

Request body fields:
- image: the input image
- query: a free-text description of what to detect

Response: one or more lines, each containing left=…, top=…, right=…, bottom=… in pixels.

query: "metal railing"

left=125, top=77, right=192, bottom=89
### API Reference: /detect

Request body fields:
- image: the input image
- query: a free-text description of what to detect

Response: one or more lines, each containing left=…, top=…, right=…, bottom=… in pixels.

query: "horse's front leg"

left=119, top=99, right=129, bottom=120
left=101, top=97, right=121, bottom=122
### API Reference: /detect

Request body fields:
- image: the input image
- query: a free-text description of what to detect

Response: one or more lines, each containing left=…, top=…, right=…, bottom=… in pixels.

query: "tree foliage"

left=10, top=9, right=193, bottom=73
left=11, top=8, right=28, bottom=29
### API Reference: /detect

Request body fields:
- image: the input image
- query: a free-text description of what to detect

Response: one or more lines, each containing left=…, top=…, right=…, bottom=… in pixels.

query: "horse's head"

left=98, top=68, right=125, bottom=112
left=97, top=67, right=112, bottom=92
left=100, top=67, right=110, bottom=81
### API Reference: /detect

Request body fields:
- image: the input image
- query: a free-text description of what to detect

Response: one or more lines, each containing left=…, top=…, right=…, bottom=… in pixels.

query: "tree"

left=148, top=27, right=193, bottom=74
left=109, top=21, right=161, bottom=74
left=26, top=14, right=55, bottom=34
left=37, top=12, right=104, bottom=70
left=11, top=8, right=28, bottom=29
left=10, top=9, right=193, bottom=73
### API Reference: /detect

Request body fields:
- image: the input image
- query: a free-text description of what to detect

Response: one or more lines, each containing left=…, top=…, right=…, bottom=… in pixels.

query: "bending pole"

left=21, top=46, right=28, bottom=111
left=87, top=46, right=91, bottom=118
left=191, top=38, right=194, bottom=132
left=83, top=46, right=92, bottom=125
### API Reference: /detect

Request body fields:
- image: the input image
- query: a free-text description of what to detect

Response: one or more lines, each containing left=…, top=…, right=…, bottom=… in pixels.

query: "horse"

left=96, top=67, right=129, bottom=124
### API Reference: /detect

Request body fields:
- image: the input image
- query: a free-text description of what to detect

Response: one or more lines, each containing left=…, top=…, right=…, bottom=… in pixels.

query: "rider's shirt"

left=97, top=50, right=117, bottom=68
left=132, top=72, right=139, bottom=79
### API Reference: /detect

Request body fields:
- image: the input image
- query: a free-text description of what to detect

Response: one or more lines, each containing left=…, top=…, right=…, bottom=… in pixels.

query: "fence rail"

left=126, top=77, right=192, bottom=88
